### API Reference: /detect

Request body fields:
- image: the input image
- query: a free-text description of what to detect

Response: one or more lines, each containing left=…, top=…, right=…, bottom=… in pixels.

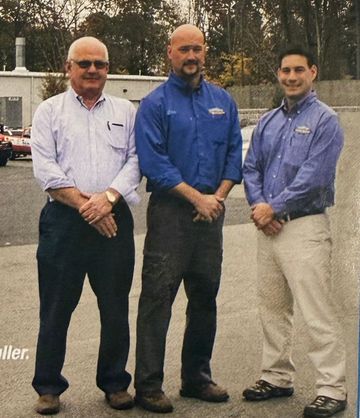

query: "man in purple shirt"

left=242, top=46, right=347, bottom=418
left=31, top=37, right=140, bottom=415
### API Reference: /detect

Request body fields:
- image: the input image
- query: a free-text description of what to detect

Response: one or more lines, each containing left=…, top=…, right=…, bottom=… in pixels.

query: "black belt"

left=279, top=208, right=325, bottom=222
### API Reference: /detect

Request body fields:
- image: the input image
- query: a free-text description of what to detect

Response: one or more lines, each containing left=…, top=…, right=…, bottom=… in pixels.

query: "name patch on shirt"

left=167, top=109, right=177, bottom=115
left=208, top=107, right=225, bottom=116
left=294, top=126, right=311, bottom=134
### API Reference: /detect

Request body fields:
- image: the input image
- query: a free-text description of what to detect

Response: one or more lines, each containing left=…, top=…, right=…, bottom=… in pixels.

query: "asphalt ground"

left=0, top=112, right=358, bottom=417
left=0, top=159, right=250, bottom=247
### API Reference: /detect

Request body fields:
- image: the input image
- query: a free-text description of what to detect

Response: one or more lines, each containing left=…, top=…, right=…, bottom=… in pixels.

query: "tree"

left=188, top=0, right=275, bottom=84
left=0, top=0, right=358, bottom=81
left=40, top=72, right=68, bottom=100
left=261, top=0, right=354, bottom=80
left=79, top=0, right=182, bottom=75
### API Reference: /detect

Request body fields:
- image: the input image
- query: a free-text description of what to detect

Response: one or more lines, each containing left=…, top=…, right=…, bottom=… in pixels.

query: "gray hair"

left=67, top=36, right=109, bottom=61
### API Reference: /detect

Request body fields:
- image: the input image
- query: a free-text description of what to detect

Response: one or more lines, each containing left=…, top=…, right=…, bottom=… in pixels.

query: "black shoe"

left=180, top=382, right=229, bottom=403
left=135, top=390, right=174, bottom=413
left=303, top=396, right=347, bottom=417
left=243, top=379, right=294, bottom=401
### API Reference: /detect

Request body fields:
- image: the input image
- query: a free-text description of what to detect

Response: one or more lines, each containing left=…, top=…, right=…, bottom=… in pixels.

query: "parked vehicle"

left=0, top=125, right=13, bottom=140
left=0, top=125, right=13, bottom=166
left=9, top=126, right=31, bottom=159
left=0, top=141, right=12, bottom=166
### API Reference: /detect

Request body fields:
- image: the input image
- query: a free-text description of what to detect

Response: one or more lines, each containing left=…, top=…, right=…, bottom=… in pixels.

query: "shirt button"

left=278, top=155, right=281, bottom=158
left=288, top=118, right=292, bottom=121
left=282, top=136, right=285, bottom=139
left=273, top=174, right=276, bottom=178
left=200, top=152, right=204, bottom=157
left=269, top=194, right=273, bottom=198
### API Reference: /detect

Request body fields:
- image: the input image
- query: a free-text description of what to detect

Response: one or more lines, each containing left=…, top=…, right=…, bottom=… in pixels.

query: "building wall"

left=0, top=71, right=167, bottom=127
left=1, top=71, right=359, bottom=127
left=228, top=80, right=360, bottom=109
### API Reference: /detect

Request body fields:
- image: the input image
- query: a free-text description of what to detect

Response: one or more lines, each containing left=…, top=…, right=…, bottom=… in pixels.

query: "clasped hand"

left=251, top=202, right=283, bottom=236
left=193, top=194, right=224, bottom=223
left=79, top=192, right=117, bottom=238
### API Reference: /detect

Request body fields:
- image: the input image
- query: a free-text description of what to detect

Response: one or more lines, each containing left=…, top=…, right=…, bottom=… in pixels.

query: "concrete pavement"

left=0, top=221, right=357, bottom=418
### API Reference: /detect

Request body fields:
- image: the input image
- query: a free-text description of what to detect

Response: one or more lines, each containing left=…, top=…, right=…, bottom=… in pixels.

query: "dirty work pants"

left=32, top=200, right=135, bottom=396
left=258, top=213, right=346, bottom=400
left=135, top=194, right=224, bottom=392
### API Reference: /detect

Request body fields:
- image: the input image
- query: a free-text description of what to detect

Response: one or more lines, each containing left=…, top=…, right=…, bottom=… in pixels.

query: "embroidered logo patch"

left=294, top=126, right=311, bottom=134
left=166, top=109, right=177, bottom=115
left=208, top=107, right=225, bottom=115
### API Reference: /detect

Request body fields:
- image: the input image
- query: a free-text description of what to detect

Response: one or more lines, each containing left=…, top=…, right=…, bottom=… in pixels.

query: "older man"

left=243, top=46, right=347, bottom=418
left=134, top=24, right=243, bottom=413
left=31, top=37, right=140, bottom=414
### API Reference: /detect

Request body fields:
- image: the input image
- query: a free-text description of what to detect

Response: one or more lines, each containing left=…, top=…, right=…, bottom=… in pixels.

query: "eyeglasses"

left=71, top=59, right=109, bottom=69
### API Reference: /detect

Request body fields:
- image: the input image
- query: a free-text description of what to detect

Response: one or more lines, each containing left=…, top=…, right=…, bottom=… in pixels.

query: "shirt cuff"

left=43, top=178, right=76, bottom=192
left=269, top=197, right=287, bottom=216
left=110, top=179, right=141, bottom=206
left=223, top=167, right=242, bottom=184
left=122, top=189, right=141, bottom=206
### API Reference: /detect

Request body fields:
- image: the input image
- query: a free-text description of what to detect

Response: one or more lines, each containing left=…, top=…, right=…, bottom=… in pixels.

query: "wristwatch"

left=105, top=190, right=116, bottom=205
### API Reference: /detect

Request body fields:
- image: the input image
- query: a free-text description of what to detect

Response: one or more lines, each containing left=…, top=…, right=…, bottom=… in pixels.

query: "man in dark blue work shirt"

left=134, top=24, right=243, bottom=413
left=242, top=46, right=347, bottom=418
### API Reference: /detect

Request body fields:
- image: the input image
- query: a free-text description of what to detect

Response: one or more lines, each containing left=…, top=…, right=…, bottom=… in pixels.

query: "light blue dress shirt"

left=243, top=92, right=343, bottom=216
left=31, top=88, right=140, bottom=205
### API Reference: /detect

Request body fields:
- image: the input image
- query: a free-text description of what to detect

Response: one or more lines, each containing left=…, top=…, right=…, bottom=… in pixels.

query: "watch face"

left=106, top=191, right=116, bottom=203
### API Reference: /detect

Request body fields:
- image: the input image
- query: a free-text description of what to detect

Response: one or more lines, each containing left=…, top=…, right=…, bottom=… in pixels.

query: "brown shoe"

left=180, top=382, right=229, bottom=403
left=105, top=390, right=134, bottom=410
left=35, top=394, right=60, bottom=415
left=135, top=390, right=174, bottom=413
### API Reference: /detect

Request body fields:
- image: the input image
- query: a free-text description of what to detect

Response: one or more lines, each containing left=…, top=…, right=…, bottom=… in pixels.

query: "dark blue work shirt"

left=243, top=92, right=343, bottom=216
left=135, top=72, right=243, bottom=193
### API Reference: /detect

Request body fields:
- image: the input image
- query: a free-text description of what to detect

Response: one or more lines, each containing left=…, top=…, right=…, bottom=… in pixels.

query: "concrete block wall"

left=228, top=80, right=360, bottom=109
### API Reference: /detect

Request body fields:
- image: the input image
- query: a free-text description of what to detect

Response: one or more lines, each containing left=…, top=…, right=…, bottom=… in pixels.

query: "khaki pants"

left=257, top=214, right=346, bottom=400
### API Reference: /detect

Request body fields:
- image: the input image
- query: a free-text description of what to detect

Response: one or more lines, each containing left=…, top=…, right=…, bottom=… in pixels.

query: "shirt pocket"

left=286, top=132, right=312, bottom=164
left=204, top=114, right=229, bottom=145
left=107, top=125, right=128, bottom=155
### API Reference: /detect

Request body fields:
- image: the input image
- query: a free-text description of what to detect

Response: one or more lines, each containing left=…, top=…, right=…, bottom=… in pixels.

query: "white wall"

left=0, top=71, right=167, bottom=127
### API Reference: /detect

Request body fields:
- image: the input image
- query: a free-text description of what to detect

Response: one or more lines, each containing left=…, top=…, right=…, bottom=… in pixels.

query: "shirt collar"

left=168, top=71, right=204, bottom=92
left=69, top=87, right=106, bottom=108
left=281, top=90, right=317, bottom=114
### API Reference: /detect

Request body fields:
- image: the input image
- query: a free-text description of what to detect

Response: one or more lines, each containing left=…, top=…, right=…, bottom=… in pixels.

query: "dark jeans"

left=135, top=194, right=224, bottom=392
left=32, top=200, right=135, bottom=396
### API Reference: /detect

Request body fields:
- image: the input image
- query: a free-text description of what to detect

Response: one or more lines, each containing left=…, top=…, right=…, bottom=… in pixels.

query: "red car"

left=9, top=127, right=31, bottom=159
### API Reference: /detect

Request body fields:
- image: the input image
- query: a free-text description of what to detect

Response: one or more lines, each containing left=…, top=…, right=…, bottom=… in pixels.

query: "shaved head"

left=168, top=24, right=205, bottom=87
left=170, top=24, right=204, bottom=46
